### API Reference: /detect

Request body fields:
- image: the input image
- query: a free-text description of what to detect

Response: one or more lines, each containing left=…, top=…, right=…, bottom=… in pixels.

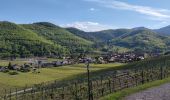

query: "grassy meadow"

left=0, top=61, right=123, bottom=93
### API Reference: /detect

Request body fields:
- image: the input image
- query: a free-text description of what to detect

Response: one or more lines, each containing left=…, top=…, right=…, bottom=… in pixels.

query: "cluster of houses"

left=84, top=52, right=147, bottom=64
left=0, top=52, right=159, bottom=73
left=107, top=52, right=145, bottom=63
left=28, top=58, right=75, bottom=68
left=0, top=66, right=8, bottom=72
left=0, top=57, right=75, bottom=73
left=0, top=64, right=31, bottom=72
left=77, top=52, right=146, bottom=64
left=0, top=63, right=31, bottom=72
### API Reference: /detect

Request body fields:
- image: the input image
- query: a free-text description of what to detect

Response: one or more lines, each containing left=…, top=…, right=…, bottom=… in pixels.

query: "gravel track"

left=124, top=83, right=170, bottom=100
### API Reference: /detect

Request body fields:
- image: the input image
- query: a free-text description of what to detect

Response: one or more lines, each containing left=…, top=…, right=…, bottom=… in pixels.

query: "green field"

left=0, top=62, right=123, bottom=93
left=1, top=56, right=170, bottom=99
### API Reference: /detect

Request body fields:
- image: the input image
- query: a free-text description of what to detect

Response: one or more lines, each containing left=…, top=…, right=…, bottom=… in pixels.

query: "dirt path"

left=124, top=83, right=170, bottom=100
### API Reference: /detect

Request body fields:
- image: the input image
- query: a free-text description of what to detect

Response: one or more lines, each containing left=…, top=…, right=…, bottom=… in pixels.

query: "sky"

left=0, top=0, right=170, bottom=32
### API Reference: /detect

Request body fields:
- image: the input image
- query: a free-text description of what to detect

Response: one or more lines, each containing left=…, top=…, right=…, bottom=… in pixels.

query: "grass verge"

left=101, top=77, right=170, bottom=100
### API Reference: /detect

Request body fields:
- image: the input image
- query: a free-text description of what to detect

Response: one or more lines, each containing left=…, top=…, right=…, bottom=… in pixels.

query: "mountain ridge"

left=0, top=21, right=68, bottom=58
left=0, top=21, right=170, bottom=58
left=66, top=26, right=170, bottom=53
left=154, top=25, right=170, bottom=36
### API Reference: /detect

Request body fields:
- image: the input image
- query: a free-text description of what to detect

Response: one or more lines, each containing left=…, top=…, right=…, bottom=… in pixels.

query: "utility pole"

left=85, top=59, right=93, bottom=100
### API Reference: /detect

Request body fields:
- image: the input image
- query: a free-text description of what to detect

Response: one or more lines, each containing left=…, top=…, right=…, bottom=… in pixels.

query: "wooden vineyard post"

left=15, top=88, right=18, bottom=100
left=112, top=71, right=117, bottom=92
left=4, top=89, right=7, bottom=100
left=146, top=69, right=149, bottom=82
left=74, top=82, right=78, bottom=100
left=61, top=87, right=65, bottom=100
left=126, top=72, right=129, bottom=88
left=108, top=79, right=112, bottom=93
left=165, top=66, right=167, bottom=78
left=135, top=70, right=138, bottom=86
left=79, top=84, right=83, bottom=98
left=112, top=78, right=115, bottom=92
left=50, top=85, right=54, bottom=99
left=85, top=59, right=94, bottom=100
left=41, top=87, right=44, bottom=100
left=150, top=67, right=154, bottom=81
left=44, top=87, right=47, bottom=100
left=90, top=81, right=93, bottom=100
left=141, top=70, right=144, bottom=84
left=118, top=77, right=121, bottom=90
left=9, top=89, right=11, bottom=100
left=160, top=66, right=163, bottom=80
left=23, top=87, right=26, bottom=100
left=31, top=87, right=34, bottom=100
left=100, top=76, right=104, bottom=96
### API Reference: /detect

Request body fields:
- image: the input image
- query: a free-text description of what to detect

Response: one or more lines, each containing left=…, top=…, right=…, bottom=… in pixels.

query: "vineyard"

left=1, top=56, right=170, bottom=100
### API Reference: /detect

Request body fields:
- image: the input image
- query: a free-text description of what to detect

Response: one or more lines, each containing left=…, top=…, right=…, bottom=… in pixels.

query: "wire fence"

left=1, top=63, right=170, bottom=100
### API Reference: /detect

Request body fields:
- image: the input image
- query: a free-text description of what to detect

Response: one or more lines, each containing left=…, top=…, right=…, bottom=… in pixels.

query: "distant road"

left=10, top=88, right=32, bottom=96
left=1, top=88, right=33, bottom=99
left=124, top=83, right=170, bottom=100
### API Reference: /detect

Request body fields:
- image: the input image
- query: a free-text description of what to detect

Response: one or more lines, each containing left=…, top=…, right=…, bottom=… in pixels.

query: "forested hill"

left=0, top=21, right=170, bottom=58
left=110, top=29, right=170, bottom=52
left=0, top=21, right=93, bottom=58
left=66, top=27, right=132, bottom=42
left=22, top=22, right=93, bottom=54
left=154, top=25, right=170, bottom=36
left=0, top=21, right=69, bottom=58
left=66, top=27, right=170, bottom=53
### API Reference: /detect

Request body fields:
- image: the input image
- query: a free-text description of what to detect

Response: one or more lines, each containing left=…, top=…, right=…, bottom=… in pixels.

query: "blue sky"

left=0, top=0, right=170, bottom=31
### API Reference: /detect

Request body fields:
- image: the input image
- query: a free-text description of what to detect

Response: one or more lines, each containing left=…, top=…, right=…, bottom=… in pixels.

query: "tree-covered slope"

left=0, top=21, right=169, bottom=58
left=66, top=27, right=131, bottom=42
left=0, top=21, right=67, bottom=58
left=66, top=27, right=97, bottom=42
left=110, top=29, right=170, bottom=52
left=154, top=25, right=170, bottom=36
left=22, top=22, right=93, bottom=53
left=90, top=29, right=132, bottom=41
left=66, top=27, right=170, bottom=53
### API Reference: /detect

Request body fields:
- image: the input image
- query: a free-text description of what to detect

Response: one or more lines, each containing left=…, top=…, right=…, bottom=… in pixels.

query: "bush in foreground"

left=8, top=71, right=19, bottom=75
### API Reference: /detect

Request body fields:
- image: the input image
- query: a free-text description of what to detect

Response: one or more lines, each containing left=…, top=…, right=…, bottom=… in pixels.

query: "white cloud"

left=62, top=21, right=115, bottom=32
left=89, top=8, right=95, bottom=11
left=85, top=0, right=170, bottom=21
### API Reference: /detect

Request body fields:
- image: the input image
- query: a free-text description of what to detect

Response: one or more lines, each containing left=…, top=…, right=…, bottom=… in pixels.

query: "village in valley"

left=1, top=0, right=170, bottom=99
left=0, top=51, right=160, bottom=74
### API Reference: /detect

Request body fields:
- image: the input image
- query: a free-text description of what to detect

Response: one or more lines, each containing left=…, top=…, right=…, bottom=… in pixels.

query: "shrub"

left=3, top=69, right=9, bottom=73
left=8, top=71, right=19, bottom=75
